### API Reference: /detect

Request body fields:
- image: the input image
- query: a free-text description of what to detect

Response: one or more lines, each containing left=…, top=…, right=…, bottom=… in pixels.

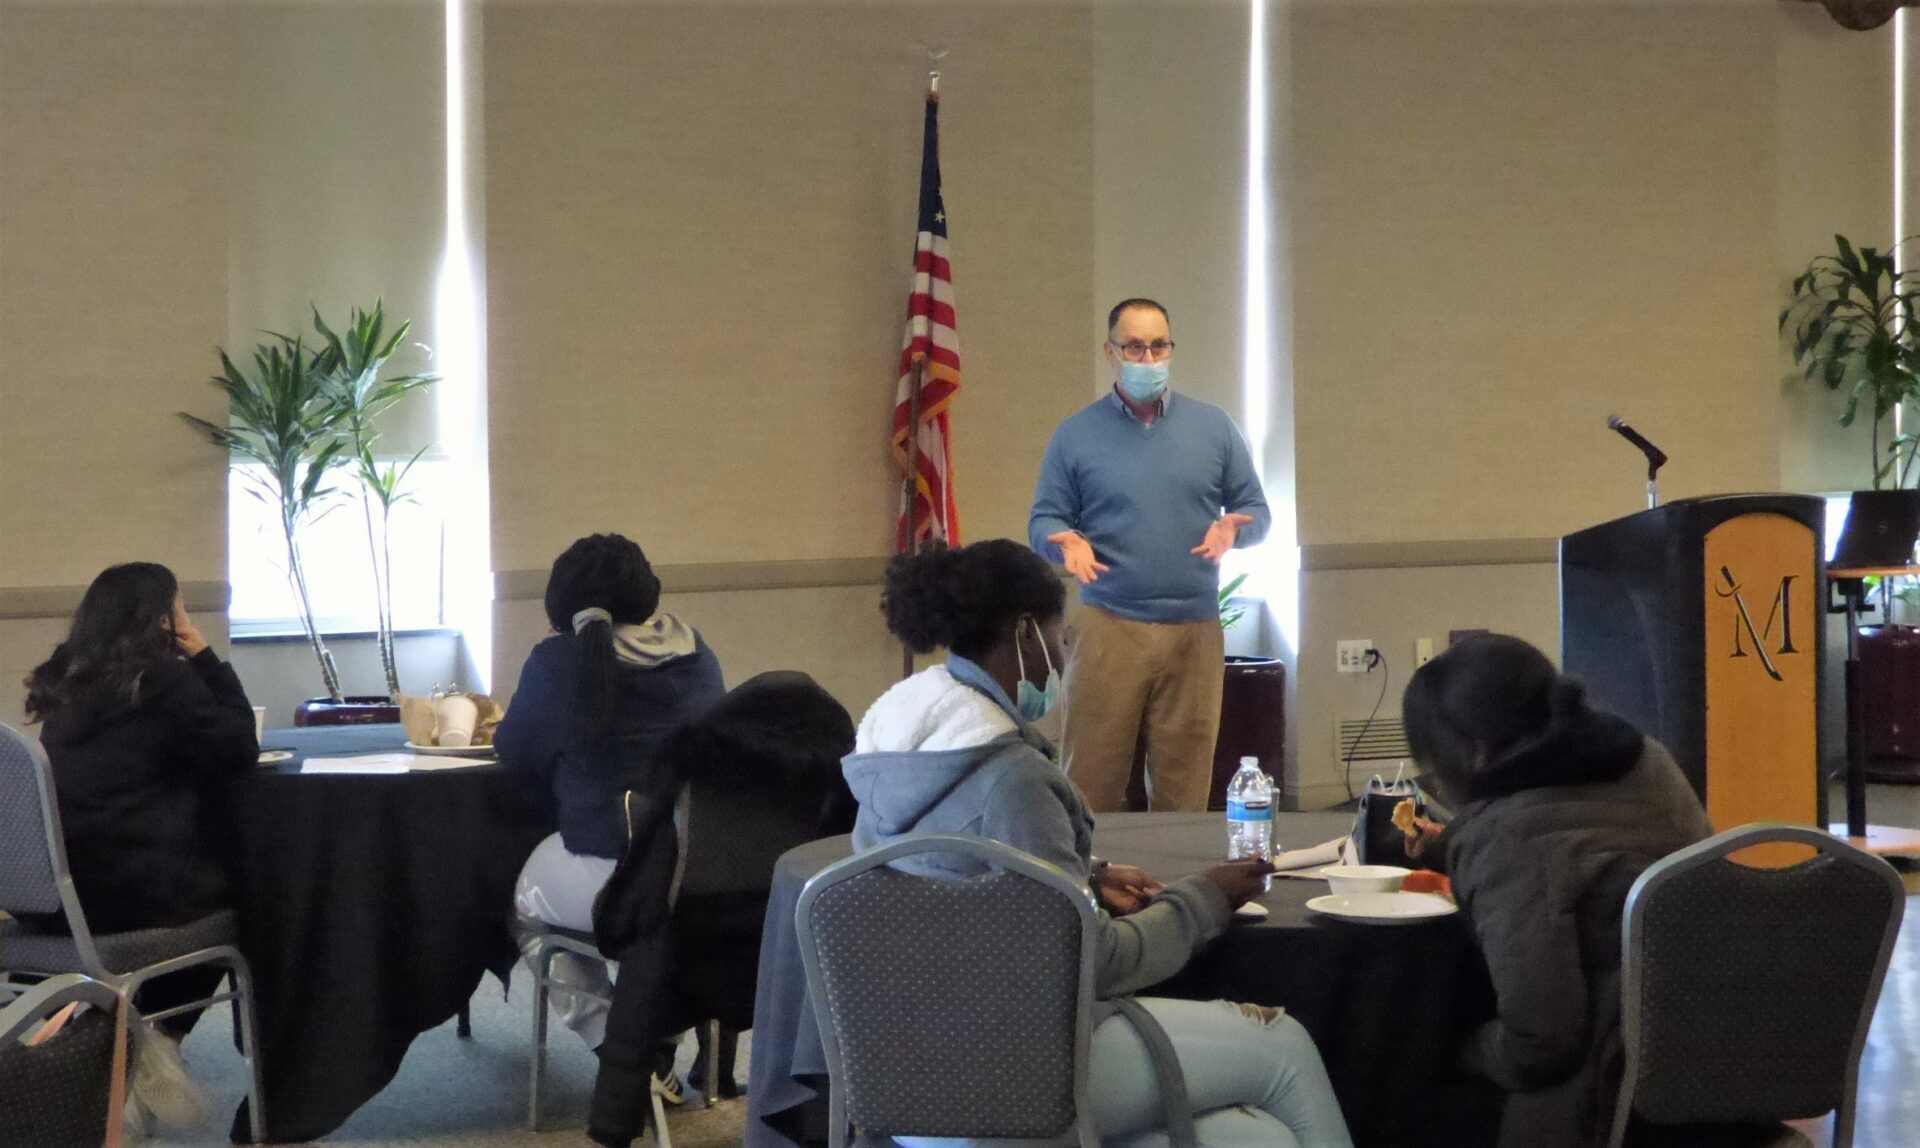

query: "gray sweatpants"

left=514, top=832, right=618, bottom=1049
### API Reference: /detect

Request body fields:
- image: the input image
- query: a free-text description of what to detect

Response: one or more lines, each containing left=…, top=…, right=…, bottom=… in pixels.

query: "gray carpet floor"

left=162, top=964, right=747, bottom=1147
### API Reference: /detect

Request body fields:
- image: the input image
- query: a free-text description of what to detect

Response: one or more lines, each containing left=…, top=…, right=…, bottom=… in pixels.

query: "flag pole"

left=902, top=359, right=924, bottom=679
left=901, top=63, right=940, bottom=681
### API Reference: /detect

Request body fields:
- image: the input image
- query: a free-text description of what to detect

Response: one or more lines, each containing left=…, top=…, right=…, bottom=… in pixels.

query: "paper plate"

left=1306, top=891, right=1457, bottom=925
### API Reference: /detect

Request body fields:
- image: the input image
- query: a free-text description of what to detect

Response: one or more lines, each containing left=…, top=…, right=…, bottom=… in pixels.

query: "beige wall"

left=1290, top=0, right=1779, bottom=549
left=1277, top=2, right=1893, bottom=807
left=0, top=3, right=233, bottom=730
left=483, top=0, right=1094, bottom=705
left=0, top=4, right=230, bottom=590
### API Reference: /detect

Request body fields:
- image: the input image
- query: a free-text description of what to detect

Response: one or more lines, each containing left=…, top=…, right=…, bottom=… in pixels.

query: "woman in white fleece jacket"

left=842, top=540, right=1353, bottom=1148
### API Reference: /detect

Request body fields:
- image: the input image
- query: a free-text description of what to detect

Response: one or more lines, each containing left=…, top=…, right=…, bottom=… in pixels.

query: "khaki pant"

left=1063, top=604, right=1224, bottom=813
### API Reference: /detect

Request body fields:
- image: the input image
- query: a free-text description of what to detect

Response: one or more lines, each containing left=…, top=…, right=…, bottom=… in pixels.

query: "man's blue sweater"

left=1028, top=390, right=1270, bottom=623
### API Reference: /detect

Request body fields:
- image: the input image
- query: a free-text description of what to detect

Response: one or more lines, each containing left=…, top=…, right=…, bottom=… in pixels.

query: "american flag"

left=893, top=88, right=961, bottom=550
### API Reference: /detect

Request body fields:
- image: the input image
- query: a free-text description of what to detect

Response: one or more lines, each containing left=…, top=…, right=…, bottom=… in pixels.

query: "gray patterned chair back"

left=1610, top=824, right=1904, bottom=1148
left=794, top=834, right=1099, bottom=1148
left=0, top=722, right=68, bottom=917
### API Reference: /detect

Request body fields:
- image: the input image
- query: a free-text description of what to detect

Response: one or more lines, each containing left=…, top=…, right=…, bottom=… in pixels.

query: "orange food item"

left=1391, top=798, right=1418, bottom=835
left=1401, top=870, right=1453, bottom=900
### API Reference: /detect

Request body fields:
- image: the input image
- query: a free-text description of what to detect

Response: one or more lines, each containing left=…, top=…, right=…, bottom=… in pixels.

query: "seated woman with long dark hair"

left=495, top=533, right=725, bottom=1070
left=22, top=561, right=260, bottom=1132
left=846, top=539, right=1353, bottom=1148
left=1399, top=634, right=1713, bottom=1148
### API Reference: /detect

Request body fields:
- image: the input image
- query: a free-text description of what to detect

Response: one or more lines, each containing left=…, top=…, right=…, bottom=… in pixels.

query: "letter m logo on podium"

left=1704, top=514, right=1818, bottom=836
left=1715, top=567, right=1800, bottom=682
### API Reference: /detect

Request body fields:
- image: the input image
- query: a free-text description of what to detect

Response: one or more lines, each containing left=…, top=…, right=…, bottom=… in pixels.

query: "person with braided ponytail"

left=495, top=534, right=724, bottom=1074
left=1398, top=635, right=1711, bottom=1148
left=844, top=539, right=1352, bottom=1148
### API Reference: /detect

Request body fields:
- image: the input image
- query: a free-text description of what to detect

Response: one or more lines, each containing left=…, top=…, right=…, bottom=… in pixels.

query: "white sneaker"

left=121, top=1086, right=153, bottom=1140
left=131, top=1031, right=210, bottom=1130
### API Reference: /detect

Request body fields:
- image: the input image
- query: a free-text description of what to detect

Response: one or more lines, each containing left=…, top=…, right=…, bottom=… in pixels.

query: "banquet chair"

left=0, top=721, right=268, bottom=1142
left=525, top=670, right=857, bottom=1140
left=794, top=834, right=1103, bottom=1148
left=1608, top=824, right=1904, bottom=1148
left=521, top=776, right=836, bottom=1133
left=0, top=973, right=123, bottom=1148
left=522, top=920, right=685, bottom=1140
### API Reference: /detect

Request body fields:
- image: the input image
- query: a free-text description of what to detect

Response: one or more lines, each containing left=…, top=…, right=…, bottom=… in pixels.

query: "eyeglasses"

left=1111, top=339, right=1175, bottom=362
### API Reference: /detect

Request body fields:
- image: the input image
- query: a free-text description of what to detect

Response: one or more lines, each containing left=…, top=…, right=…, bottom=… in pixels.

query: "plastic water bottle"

left=1226, top=756, right=1274, bottom=891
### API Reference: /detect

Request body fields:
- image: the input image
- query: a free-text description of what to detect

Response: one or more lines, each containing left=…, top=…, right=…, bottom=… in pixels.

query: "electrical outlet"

left=1415, top=637, right=1435, bottom=667
left=1337, top=640, right=1373, bottom=673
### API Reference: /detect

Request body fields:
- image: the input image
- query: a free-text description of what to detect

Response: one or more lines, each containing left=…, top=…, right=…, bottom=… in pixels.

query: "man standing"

left=1028, top=298, right=1270, bottom=812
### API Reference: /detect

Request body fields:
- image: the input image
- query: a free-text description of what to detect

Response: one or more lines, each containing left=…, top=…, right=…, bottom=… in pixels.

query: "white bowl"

left=1321, top=864, right=1410, bottom=895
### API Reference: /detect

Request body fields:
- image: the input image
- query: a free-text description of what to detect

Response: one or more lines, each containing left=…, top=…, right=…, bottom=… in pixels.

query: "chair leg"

left=230, top=959, right=268, bottom=1143
left=528, top=943, right=553, bottom=1132
left=456, top=1001, right=472, bottom=1039
left=703, top=1020, right=720, bottom=1108
left=650, top=1084, right=674, bottom=1148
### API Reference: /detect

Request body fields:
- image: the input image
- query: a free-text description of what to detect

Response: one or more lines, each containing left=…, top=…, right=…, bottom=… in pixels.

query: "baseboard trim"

left=1301, top=538, right=1558, bottom=572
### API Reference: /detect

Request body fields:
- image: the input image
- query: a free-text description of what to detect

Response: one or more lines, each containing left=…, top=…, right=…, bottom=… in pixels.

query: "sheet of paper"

left=300, top=754, right=414, bottom=775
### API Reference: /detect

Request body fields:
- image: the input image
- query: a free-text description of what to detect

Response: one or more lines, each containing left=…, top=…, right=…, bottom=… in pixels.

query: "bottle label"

left=1226, top=798, right=1273, bottom=823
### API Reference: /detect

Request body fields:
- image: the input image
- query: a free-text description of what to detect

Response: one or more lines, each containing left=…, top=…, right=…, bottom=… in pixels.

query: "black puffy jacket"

left=1442, top=735, right=1712, bottom=1148
left=36, top=649, right=259, bottom=932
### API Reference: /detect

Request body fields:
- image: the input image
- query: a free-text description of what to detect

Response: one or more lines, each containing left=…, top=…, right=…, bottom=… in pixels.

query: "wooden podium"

left=1561, top=495, right=1826, bottom=833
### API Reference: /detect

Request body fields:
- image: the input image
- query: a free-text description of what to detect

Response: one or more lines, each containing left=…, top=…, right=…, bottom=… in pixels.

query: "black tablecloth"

left=746, top=812, right=1495, bottom=1148
left=228, top=725, right=550, bottom=1143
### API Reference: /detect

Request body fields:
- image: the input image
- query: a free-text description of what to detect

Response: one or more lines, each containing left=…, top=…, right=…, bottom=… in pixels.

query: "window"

left=227, top=459, right=452, bottom=635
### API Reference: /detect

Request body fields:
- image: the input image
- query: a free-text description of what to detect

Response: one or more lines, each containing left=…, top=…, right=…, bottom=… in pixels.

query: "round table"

left=746, top=812, right=1495, bottom=1148
left=228, top=725, right=551, bottom=1143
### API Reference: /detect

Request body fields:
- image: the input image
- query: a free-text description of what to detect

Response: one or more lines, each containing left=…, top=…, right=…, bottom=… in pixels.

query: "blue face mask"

left=1014, top=617, right=1061, bottom=722
left=1118, top=360, right=1170, bottom=404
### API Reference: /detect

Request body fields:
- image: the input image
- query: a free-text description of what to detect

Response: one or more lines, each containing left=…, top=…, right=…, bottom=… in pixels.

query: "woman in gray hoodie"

left=843, top=540, right=1353, bottom=1148
left=1400, top=635, right=1713, bottom=1148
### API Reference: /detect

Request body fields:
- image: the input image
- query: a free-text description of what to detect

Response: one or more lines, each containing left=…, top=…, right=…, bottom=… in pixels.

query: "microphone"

left=1607, top=415, right=1667, bottom=479
left=1607, top=415, right=1667, bottom=510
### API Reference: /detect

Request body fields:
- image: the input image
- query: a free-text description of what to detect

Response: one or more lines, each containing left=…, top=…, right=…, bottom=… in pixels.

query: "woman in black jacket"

left=23, top=561, right=259, bottom=1129
left=1401, top=635, right=1712, bottom=1148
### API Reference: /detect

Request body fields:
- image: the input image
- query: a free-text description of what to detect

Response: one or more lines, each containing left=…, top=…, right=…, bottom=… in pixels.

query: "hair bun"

left=881, top=544, right=968, bottom=654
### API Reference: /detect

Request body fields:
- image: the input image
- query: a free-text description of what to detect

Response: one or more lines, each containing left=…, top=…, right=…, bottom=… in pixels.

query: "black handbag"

left=1350, top=772, right=1429, bottom=868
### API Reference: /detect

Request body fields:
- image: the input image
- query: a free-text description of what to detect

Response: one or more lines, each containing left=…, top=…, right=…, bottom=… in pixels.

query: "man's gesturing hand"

left=1191, top=513, right=1255, bottom=563
left=1048, top=531, right=1110, bottom=584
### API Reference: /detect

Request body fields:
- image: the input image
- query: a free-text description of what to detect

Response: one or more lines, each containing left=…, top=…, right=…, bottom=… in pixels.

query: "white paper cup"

left=252, top=706, right=267, bottom=743
left=1322, top=864, right=1410, bottom=896
left=434, top=695, right=480, bottom=748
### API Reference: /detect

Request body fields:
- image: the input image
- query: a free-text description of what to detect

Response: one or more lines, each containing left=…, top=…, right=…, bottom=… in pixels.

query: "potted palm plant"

left=313, top=300, right=438, bottom=697
left=181, top=336, right=350, bottom=705
left=183, top=304, right=437, bottom=725
left=1783, top=233, right=1920, bottom=780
